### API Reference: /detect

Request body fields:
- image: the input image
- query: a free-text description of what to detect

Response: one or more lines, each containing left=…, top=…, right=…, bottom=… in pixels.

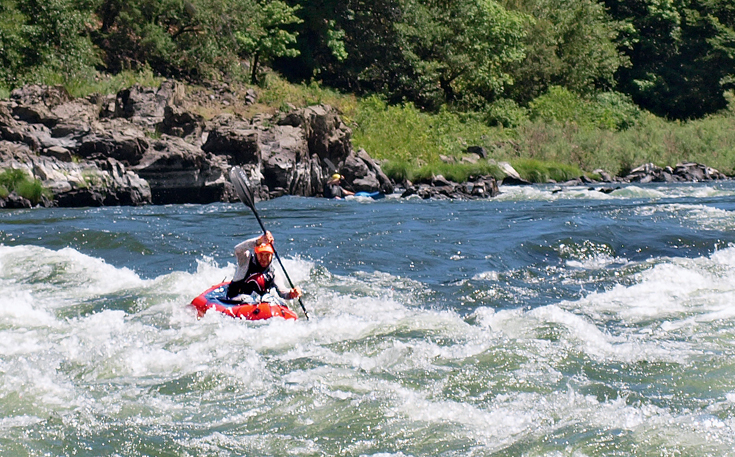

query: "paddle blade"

left=323, top=157, right=337, bottom=174
left=229, top=166, right=255, bottom=210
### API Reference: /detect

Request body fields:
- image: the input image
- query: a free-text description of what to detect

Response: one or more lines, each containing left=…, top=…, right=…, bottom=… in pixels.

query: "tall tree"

left=605, top=0, right=735, bottom=119
left=0, top=0, right=98, bottom=87
left=500, top=0, right=630, bottom=105
left=395, top=0, right=528, bottom=110
left=232, top=0, right=302, bottom=83
left=91, top=0, right=301, bottom=81
left=283, top=0, right=527, bottom=111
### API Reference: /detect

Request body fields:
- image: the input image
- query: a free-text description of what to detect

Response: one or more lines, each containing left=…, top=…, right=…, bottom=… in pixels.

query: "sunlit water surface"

left=2, top=182, right=735, bottom=456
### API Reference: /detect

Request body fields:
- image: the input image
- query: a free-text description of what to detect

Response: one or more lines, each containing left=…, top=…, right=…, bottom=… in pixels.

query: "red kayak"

left=191, top=282, right=299, bottom=320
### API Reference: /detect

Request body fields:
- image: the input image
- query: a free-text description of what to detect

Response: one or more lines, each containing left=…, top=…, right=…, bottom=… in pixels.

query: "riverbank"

left=0, top=79, right=732, bottom=208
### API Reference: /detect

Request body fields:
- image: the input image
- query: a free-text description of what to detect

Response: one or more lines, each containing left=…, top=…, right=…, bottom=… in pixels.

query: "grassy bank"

left=5, top=71, right=735, bottom=184
left=0, top=169, right=48, bottom=205
left=351, top=92, right=735, bottom=182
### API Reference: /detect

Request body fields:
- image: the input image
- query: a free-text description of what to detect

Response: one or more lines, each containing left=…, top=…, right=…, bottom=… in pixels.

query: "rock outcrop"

left=401, top=174, right=499, bottom=199
left=0, top=83, right=395, bottom=207
left=623, top=162, right=727, bottom=183
left=1, top=82, right=728, bottom=208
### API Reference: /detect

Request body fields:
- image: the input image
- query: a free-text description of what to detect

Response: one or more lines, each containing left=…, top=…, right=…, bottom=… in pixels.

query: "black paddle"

left=229, top=166, right=309, bottom=320
left=323, top=157, right=338, bottom=175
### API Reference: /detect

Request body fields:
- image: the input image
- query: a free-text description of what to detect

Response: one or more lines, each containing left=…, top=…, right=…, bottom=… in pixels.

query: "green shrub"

left=258, top=73, right=356, bottom=113
left=511, top=159, right=584, bottom=183
left=0, top=169, right=27, bottom=189
left=529, top=86, right=585, bottom=126
left=591, top=92, right=641, bottom=130
left=381, top=160, right=412, bottom=183
left=352, top=95, right=506, bottom=165
left=484, top=98, right=529, bottom=128
left=15, top=179, right=45, bottom=204
left=529, top=86, right=641, bottom=131
left=381, top=159, right=504, bottom=184
left=0, top=168, right=49, bottom=205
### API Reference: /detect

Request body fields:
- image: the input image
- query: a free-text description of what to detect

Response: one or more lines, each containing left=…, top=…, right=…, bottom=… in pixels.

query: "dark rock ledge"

left=0, top=83, right=728, bottom=208
left=0, top=82, right=396, bottom=207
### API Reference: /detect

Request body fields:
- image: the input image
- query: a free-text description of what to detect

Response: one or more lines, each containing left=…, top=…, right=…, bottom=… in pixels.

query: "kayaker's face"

left=256, top=251, right=273, bottom=267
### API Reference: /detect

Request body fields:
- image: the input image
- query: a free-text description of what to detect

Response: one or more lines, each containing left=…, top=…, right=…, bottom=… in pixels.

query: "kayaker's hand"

left=258, top=231, right=274, bottom=246
left=288, top=287, right=302, bottom=300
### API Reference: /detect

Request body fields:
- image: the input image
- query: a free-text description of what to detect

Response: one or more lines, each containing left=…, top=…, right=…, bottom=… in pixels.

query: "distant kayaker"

left=323, top=173, right=354, bottom=199
left=227, top=230, right=302, bottom=300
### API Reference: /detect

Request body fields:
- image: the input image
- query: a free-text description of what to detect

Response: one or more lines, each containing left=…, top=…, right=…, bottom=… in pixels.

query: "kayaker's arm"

left=272, top=271, right=302, bottom=299
left=233, top=236, right=259, bottom=281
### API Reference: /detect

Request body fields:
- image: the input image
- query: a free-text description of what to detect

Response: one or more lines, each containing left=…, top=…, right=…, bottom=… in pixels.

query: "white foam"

left=496, top=183, right=735, bottom=203
left=635, top=203, right=735, bottom=231
left=0, top=245, right=146, bottom=305
left=3, top=240, right=735, bottom=453
left=472, top=270, right=499, bottom=281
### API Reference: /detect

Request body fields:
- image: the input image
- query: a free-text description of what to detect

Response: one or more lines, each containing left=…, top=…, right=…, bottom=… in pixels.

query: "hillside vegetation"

left=1, top=0, right=735, bottom=183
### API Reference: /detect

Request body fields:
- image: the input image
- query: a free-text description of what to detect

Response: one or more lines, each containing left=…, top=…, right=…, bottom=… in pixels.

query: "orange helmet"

left=254, top=242, right=274, bottom=255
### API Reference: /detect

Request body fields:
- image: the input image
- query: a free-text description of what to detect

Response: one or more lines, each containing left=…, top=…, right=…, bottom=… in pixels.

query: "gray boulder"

left=624, top=162, right=726, bottom=183
left=77, top=119, right=150, bottom=165
left=201, top=121, right=259, bottom=165
left=133, top=135, right=230, bottom=204
left=340, top=149, right=393, bottom=194
left=401, top=174, right=499, bottom=199
left=111, top=80, right=184, bottom=127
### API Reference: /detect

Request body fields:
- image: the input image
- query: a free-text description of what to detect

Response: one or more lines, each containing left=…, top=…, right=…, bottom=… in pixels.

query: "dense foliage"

left=604, top=0, right=735, bottom=119
left=1, top=0, right=735, bottom=183
left=1, top=0, right=733, bottom=120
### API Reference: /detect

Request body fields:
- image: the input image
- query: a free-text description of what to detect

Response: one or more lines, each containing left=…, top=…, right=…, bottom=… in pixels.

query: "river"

left=2, top=182, right=735, bottom=456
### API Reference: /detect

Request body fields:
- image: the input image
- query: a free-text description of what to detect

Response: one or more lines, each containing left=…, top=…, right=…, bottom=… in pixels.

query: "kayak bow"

left=191, top=282, right=299, bottom=320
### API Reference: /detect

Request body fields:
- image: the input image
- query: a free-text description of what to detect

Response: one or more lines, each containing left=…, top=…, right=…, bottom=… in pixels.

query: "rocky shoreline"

left=0, top=82, right=729, bottom=209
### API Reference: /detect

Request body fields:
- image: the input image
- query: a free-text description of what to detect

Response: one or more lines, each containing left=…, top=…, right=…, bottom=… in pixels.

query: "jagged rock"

left=0, top=191, right=32, bottom=208
left=0, top=140, right=32, bottom=161
left=593, top=169, right=614, bottom=182
left=502, top=175, right=532, bottom=185
left=340, top=149, right=393, bottom=194
left=160, top=104, right=204, bottom=139
left=0, top=82, right=526, bottom=206
left=401, top=174, right=499, bottom=199
left=201, top=123, right=259, bottom=164
left=468, top=176, right=499, bottom=198
left=8, top=84, right=73, bottom=125
left=133, top=135, right=228, bottom=204
left=6, top=85, right=97, bottom=144
left=112, top=80, right=183, bottom=127
left=259, top=125, right=316, bottom=195
left=244, top=89, right=258, bottom=105
left=43, top=146, right=73, bottom=162
left=98, top=158, right=152, bottom=205
left=0, top=102, right=78, bottom=151
left=624, top=162, right=726, bottom=183
left=674, top=162, right=727, bottom=181
left=342, top=151, right=369, bottom=180
left=77, top=119, right=150, bottom=165
left=279, top=105, right=352, bottom=167
left=0, top=155, right=152, bottom=207
left=496, top=161, right=531, bottom=185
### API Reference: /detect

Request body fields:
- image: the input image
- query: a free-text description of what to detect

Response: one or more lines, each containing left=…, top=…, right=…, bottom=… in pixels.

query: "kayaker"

left=226, top=230, right=302, bottom=300
left=323, top=173, right=354, bottom=199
